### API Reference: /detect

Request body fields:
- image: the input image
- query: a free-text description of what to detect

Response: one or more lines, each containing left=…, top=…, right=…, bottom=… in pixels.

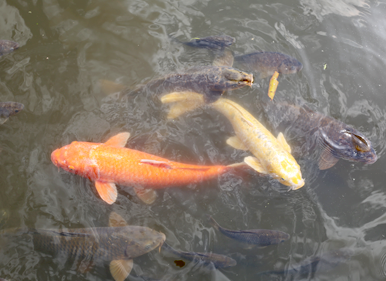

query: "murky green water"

left=0, top=0, right=386, bottom=280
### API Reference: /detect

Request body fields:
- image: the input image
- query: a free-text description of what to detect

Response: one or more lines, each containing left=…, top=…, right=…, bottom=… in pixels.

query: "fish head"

left=51, top=141, right=99, bottom=178
left=320, top=127, right=377, bottom=165
left=0, top=40, right=19, bottom=55
left=0, top=102, right=24, bottom=118
left=277, top=56, right=303, bottom=75
left=273, top=157, right=305, bottom=190
left=119, top=227, right=166, bottom=258
left=218, top=67, right=254, bottom=90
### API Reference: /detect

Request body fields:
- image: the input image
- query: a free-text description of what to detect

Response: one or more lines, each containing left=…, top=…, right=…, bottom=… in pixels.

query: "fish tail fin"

left=160, top=92, right=206, bottom=119
left=207, top=215, right=220, bottom=231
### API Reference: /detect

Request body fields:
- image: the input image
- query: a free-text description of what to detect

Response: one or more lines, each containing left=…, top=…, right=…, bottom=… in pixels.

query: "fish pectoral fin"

left=110, top=259, right=133, bottom=281
left=226, top=136, right=248, bottom=151
left=109, top=212, right=128, bottom=227
left=268, top=71, right=279, bottom=100
left=95, top=181, right=118, bottom=205
left=277, top=132, right=291, bottom=153
left=244, top=156, right=268, bottom=174
left=134, top=187, right=157, bottom=205
left=0, top=117, right=9, bottom=124
left=104, top=132, right=130, bottom=147
left=99, top=79, right=127, bottom=95
left=213, top=49, right=234, bottom=67
left=318, top=148, right=339, bottom=170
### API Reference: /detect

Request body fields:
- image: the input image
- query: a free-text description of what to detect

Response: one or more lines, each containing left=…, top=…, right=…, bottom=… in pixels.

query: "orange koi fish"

left=51, top=132, right=244, bottom=205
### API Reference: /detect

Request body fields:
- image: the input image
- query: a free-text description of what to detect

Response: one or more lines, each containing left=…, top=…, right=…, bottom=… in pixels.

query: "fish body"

left=262, top=102, right=377, bottom=169
left=51, top=132, right=244, bottom=204
left=162, top=242, right=236, bottom=268
left=128, top=65, right=253, bottom=103
left=174, top=35, right=235, bottom=50
left=234, top=52, right=303, bottom=79
left=0, top=40, right=19, bottom=56
left=258, top=248, right=354, bottom=277
left=209, top=216, right=289, bottom=246
left=0, top=102, right=24, bottom=124
left=161, top=93, right=304, bottom=189
left=1, top=213, right=165, bottom=281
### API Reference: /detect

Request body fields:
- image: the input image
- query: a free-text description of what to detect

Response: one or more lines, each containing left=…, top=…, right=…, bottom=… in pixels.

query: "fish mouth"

left=290, top=178, right=305, bottom=190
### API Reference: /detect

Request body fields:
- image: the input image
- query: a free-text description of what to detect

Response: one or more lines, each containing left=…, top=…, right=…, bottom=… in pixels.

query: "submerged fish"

left=162, top=242, right=236, bottom=269
left=122, top=65, right=253, bottom=103
left=0, top=40, right=19, bottom=56
left=161, top=92, right=305, bottom=190
left=209, top=216, right=289, bottom=246
left=172, top=35, right=235, bottom=50
left=233, top=52, right=303, bottom=79
left=0, top=102, right=24, bottom=124
left=262, top=102, right=377, bottom=169
left=258, top=248, right=354, bottom=277
left=0, top=212, right=166, bottom=281
left=51, top=132, right=245, bottom=205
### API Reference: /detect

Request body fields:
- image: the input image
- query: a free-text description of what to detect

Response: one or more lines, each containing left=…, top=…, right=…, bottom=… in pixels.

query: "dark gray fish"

left=262, top=102, right=377, bottom=169
left=0, top=102, right=24, bottom=124
left=209, top=216, right=289, bottom=246
left=234, top=52, right=303, bottom=79
left=162, top=242, right=236, bottom=268
left=258, top=248, right=354, bottom=277
left=124, top=65, right=253, bottom=103
left=0, top=40, right=19, bottom=56
left=172, top=35, right=235, bottom=50
left=0, top=213, right=166, bottom=281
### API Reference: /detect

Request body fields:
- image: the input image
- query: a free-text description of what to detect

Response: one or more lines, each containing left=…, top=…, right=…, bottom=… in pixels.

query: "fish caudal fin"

left=110, top=259, right=133, bottom=281
left=226, top=136, right=248, bottom=151
left=109, top=212, right=128, bottom=227
left=99, top=79, right=127, bottom=95
left=95, top=181, right=118, bottom=205
left=277, top=132, right=291, bottom=153
left=244, top=156, right=268, bottom=174
left=318, top=147, right=339, bottom=170
left=208, top=215, right=220, bottom=230
left=134, top=187, right=157, bottom=205
left=104, top=132, right=130, bottom=147
left=160, top=92, right=206, bottom=119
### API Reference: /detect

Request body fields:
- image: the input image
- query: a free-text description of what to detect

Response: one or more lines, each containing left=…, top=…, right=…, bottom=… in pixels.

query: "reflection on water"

left=1, top=0, right=386, bottom=280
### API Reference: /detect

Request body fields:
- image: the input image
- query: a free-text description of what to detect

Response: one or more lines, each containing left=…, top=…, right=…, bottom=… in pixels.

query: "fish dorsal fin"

left=244, top=156, right=268, bottom=174
left=104, top=132, right=130, bottom=147
left=140, top=159, right=173, bottom=169
left=226, top=136, right=248, bottom=151
left=109, top=212, right=128, bottom=227
left=277, top=132, right=291, bottom=153
left=99, top=79, right=127, bottom=95
left=134, top=187, right=157, bottom=205
left=95, top=181, right=118, bottom=205
left=318, top=147, right=339, bottom=170
left=110, top=259, right=133, bottom=281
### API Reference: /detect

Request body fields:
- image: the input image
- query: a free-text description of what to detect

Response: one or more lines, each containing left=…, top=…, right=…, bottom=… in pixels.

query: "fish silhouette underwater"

left=0, top=212, right=166, bottom=281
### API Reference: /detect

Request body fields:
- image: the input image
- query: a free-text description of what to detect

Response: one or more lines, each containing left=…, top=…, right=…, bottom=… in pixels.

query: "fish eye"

left=14, top=110, right=19, bottom=113
left=352, top=134, right=370, bottom=152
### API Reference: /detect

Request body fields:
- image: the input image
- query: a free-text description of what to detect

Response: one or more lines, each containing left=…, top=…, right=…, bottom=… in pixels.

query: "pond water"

left=0, top=0, right=386, bottom=280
